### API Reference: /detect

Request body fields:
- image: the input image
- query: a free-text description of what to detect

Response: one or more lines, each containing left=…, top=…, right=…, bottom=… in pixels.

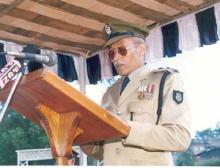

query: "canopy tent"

left=0, top=0, right=220, bottom=57
left=0, top=0, right=219, bottom=86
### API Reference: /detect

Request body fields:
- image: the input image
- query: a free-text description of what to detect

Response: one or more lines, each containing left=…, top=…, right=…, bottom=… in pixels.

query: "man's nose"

left=112, top=50, right=120, bottom=61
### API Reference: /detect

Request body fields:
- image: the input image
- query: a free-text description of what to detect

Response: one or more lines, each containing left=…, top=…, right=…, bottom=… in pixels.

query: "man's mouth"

left=115, top=63, right=124, bottom=68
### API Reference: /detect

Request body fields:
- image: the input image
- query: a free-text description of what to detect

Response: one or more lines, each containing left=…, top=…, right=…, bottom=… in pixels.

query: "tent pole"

left=78, top=56, right=87, bottom=166
left=79, top=56, right=86, bottom=94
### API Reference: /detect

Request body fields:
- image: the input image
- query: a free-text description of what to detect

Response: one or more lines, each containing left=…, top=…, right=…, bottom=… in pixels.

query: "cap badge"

left=104, top=24, right=112, bottom=35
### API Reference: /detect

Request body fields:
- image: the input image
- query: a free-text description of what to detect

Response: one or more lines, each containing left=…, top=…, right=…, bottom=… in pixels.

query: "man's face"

left=108, top=37, right=145, bottom=76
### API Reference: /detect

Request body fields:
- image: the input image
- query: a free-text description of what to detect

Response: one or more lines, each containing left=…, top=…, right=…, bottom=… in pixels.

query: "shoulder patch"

left=173, top=90, right=184, bottom=104
left=152, top=67, right=179, bottom=73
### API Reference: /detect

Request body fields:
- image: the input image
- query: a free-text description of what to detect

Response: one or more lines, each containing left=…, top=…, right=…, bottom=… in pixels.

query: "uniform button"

left=115, top=148, right=120, bottom=154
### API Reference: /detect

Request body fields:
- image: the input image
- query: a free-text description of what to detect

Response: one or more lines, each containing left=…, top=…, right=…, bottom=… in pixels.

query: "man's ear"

left=137, top=43, right=145, bottom=57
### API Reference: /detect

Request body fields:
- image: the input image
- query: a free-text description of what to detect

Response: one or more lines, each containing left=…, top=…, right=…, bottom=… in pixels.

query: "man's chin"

left=117, top=70, right=128, bottom=76
left=115, top=66, right=129, bottom=76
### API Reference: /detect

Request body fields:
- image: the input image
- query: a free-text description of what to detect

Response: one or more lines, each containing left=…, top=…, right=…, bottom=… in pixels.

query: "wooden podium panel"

left=0, top=69, right=129, bottom=164
left=0, top=69, right=129, bottom=144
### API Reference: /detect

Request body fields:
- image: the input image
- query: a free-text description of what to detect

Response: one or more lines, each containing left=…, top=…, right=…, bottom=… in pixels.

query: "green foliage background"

left=0, top=110, right=49, bottom=165
left=175, top=123, right=220, bottom=166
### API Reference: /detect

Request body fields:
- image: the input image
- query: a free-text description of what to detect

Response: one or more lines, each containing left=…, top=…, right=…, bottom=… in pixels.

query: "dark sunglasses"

left=108, top=45, right=137, bottom=60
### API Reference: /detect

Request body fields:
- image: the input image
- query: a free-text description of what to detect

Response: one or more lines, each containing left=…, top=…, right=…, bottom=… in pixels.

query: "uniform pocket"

left=127, top=100, right=156, bottom=122
left=127, top=100, right=147, bottom=113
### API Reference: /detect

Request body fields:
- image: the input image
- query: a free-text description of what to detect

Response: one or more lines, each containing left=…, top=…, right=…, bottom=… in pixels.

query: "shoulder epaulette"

left=152, top=67, right=179, bottom=73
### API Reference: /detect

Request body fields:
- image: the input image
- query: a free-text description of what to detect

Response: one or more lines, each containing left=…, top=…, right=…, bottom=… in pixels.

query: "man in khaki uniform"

left=81, top=21, right=192, bottom=165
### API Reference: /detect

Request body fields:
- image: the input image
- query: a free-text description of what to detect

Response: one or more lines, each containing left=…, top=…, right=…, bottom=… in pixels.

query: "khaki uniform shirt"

left=82, top=65, right=192, bottom=165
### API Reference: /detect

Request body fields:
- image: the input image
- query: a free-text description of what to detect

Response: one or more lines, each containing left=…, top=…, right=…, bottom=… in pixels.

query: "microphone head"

left=45, top=54, right=57, bottom=67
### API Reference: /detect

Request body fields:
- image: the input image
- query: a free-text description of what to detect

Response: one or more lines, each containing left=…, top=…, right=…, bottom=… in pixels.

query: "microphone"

left=0, top=52, right=56, bottom=66
left=0, top=59, right=22, bottom=90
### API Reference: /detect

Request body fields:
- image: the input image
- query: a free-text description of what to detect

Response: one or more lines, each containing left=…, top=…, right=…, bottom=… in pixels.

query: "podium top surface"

left=0, top=69, right=129, bottom=144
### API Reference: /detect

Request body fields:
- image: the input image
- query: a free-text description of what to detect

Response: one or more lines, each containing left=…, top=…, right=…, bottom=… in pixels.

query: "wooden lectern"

left=0, top=69, right=129, bottom=165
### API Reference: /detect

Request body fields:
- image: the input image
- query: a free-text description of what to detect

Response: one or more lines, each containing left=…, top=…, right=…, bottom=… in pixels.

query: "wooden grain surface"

left=0, top=69, right=130, bottom=145
left=0, top=0, right=218, bottom=55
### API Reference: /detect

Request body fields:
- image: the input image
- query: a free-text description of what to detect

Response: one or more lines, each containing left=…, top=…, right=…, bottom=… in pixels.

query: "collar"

left=127, top=65, right=145, bottom=80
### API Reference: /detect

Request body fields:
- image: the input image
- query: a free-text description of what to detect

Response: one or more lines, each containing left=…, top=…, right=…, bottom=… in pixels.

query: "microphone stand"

left=0, top=61, right=27, bottom=123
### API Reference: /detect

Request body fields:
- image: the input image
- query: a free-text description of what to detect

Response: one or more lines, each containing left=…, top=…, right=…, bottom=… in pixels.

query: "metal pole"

left=78, top=56, right=87, bottom=166
left=79, top=56, right=86, bottom=94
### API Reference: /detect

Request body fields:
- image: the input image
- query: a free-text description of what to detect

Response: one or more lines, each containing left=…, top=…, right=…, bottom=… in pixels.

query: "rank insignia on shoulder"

left=173, top=90, right=183, bottom=104
left=152, top=67, right=179, bottom=73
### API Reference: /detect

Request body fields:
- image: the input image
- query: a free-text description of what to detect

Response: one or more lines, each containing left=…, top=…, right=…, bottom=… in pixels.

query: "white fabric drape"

left=41, top=49, right=58, bottom=74
left=4, top=42, right=23, bottom=63
left=73, top=55, right=89, bottom=85
left=214, top=2, right=220, bottom=38
left=145, top=27, right=163, bottom=62
left=99, top=48, right=113, bottom=80
left=177, top=14, right=200, bottom=51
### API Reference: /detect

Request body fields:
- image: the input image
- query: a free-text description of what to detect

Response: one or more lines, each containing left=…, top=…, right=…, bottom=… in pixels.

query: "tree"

left=175, top=122, right=220, bottom=166
left=176, top=143, right=195, bottom=166
left=0, top=110, right=49, bottom=165
left=213, top=122, right=220, bottom=137
left=195, top=128, right=215, bottom=141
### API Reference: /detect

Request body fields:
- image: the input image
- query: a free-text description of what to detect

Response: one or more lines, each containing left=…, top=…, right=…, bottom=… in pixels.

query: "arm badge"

left=173, top=90, right=183, bottom=104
